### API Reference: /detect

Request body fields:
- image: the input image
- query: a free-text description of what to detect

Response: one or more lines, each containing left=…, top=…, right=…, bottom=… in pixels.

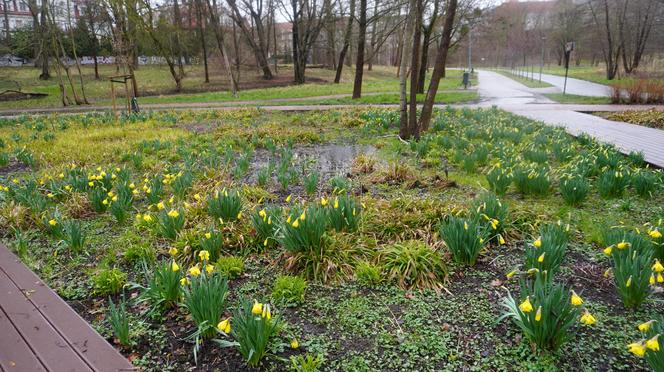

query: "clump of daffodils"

left=627, top=318, right=663, bottom=370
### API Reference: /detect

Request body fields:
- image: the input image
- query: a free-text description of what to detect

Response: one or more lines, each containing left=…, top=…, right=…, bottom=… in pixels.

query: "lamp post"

left=539, top=35, right=546, bottom=83
left=467, top=27, right=472, bottom=72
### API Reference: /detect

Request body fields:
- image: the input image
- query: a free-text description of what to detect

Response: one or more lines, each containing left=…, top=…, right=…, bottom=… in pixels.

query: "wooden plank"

left=0, top=307, right=46, bottom=371
left=0, top=245, right=136, bottom=372
left=0, top=268, right=92, bottom=371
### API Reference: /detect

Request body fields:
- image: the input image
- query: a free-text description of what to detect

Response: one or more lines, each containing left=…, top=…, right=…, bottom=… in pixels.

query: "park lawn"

left=269, top=91, right=479, bottom=105
left=541, top=65, right=664, bottom=86
left=0, top=64, right=470, bottom=109
left=0, top=108, right=662, bottom=370
left=496, top=70, right=554, bottom=88
left=544, top=93, right=612, bottom=104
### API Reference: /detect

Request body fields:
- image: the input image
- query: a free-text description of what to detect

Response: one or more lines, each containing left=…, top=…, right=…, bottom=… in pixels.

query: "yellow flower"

left=533, top=239, right=542, bottom=248
left=286, top=216, right=291, bottom=224
left=259, top=209, right=267, bottom=218
left=658, top=273, right=664, bottom=283
left=537, top=252, right=545, bottom=263
left=292, top=219, right=299, bottom=228
left=628, top=342, right=646, bottom=357
left=58, top=172, right=64, bottom=178
left=506, top=270, right=516, bottom=279
left=490, top=219, right=499, bottom=230
left=263, top=238, right=269, bottom=247
left=111, top=196, right=118, bottom=202
left=188, top=265, right=201, bottom=277
left=205, top=232, right=212, bottom=239
left=570, top=291, right=583, bottom=306
left=157, top=202, right=165, bottom=210
left=171, top=261, right=180, bottom=272
left=321, top=197, right=328, bottom=206
left=626, top=276, right=632, bottom=288
left=463, top=221, right=468, bottom=230
left=143, top=214, right=153, bottom=222
left=650, top=274, right=656, bottom=286
left=646, top=335, right=660, bottom=351
left=603, top=268, right=612, bottom=278
left=88, top=181, right=94, bottom=187
left=535, top=306, right=542, bottom=321
left=180, top=277, right=190, bottom=285
left=519, top=296, right=533, bottom=313
left=285, top=194, right=292, bottom=203
left=198, top=250, right=210, bottom=262
left=649, top=229, right=662, bottom=239
left=47, top=193, right=54, bottom=198
left=48, top=219, right=57, bottom=226
left=334, top=198, right=339, bottom=209
left=300, top=211, right=306, bottom=221
left=653, top=259, right=664, bottom=273
left=290, top=338, right=299, bottom=349
left=168, top=209, right=179, bottom=218
left=194, top=193, right=200, bottom=201
left=206, top=264, right=214, bottom=274
left=639, top=320, right=655, bottom=332
left=237, top=211, right=242, bottom=220
left=129, top=183, right=135, bottom=189
left=499, top=235, right=506, bottom=245
left=617, top=241, right=628, bottom=249
left=603, top=246, right=613, bottom=255
left=169, top=247, right=178, bottom=256
left=108, top=191, right=115, bottom=197
left=262, top=304, right=271, bottom=320
left=580, top=311, right=596, bottom=326
left=252, top=301, right=263, bottom=315
left=217, top=318, right=231, bottom=334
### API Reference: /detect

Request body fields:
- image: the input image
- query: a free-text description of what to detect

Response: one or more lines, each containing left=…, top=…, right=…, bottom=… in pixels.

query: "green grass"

left=0, top=65, right=471, bottom=109
left=544, top=93, right=612, bottom=104
left=281, top=91, right=478, bottom=105
left=497, top=70, right=553, bottom=88
left=541, top=65, right=664, bottom=86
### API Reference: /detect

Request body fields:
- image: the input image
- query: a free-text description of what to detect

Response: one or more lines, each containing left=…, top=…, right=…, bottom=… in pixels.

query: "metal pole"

left=539, top=39, right=544, bottom=83
left=468, top=28, right=472, bottom=72
left=563, top=51, right=570, bottom=95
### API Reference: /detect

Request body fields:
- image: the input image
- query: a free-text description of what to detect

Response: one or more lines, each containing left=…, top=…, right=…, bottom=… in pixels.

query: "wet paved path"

left=510, top=70, right=612, bottom=97
left=476, top=70, right=664, bottom=167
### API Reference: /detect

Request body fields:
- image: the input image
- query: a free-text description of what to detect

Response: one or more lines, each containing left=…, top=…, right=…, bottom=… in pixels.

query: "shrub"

left=108, top=297, right=131, bottom=347
left=524, top=223, right=569, bottom=275
left=157, top=208, right=185, bottom=240
left=139, top=259, right=182, bottom=310
left=93, top=268, right=127, bottom=295
left=216, top=300, right=281, bottom=368
left=440, top=216, right=489, bottom=266
left=182, top=272, right=229, bottom=340
left=486, top=166, right=512, bottom=195
left=513, top=167, right=550, bottom=196
left=272, top=275, right=307, bottom=306
left=597, top=169, right=630, bottom=198
left=62, top=219, right=86, bottom=252
left=500, top=273, right=588, bottom=351
left=216, top=256, right=244, bottom=279
left=207, top=189, right=243, bottom=222
left=355, top=261, right=382, bottom=286
left=326, top=195, right=361, bottom=232
left=627, top=316, right=664, bottom=369
left=603, top=228, right=654, bottom=309
left=381, top=240, right=447, bottom=290
left=560, top=177, right=590, bottom=206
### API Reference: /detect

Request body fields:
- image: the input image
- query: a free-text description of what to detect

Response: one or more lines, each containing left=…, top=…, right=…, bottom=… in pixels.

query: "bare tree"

left=619, top=0, right=657, bottom=73
left=206, top=0, right=239, bottom=95
left=333, top=0, right=354, bottom=83
left=589, top=0, right=625, bottom=80
left=226, top=0, right=274, bottom=79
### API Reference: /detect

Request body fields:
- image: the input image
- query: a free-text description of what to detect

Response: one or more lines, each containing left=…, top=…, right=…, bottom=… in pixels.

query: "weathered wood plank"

left=0, top=306, right=46, bottom=371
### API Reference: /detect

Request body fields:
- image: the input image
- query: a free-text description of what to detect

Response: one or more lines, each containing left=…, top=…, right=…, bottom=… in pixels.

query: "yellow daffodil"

left=252, top=301, right=263, bottom=315
left=321, top=197, right=328, bottom=206
left=603, top=268, right=612, bottom=278
left=47, top=193, right=54, bottom=198
left=537, top=252, right=545, bottom=263
left=490, top=219, right=499, bottom=230
left=171, top=261, right=180, bottom=272
left=111, top=196, right=118, bottom=202
left=300, top=211, right=306, bottom=221
left=650, top=274, right=656, bottom=286
left=570, top=291, right=583, bottom=306
left=217, top=318, right=231, bottom=334
left=286, top=216, right=292, bottom=224
left=262, top=304, right=272, bottom=320
left=535, top=306, right=542, bottom=321
left=626, top=276, right=632, bottom=288
left=499, top=235, right=506, bottom=245
left=48, top=219, right=57, bottom=226
left=180, top=277, right=190, bottom=286
left=653, top=259, right=664, bottom=273
left=206, top=264, right=214, bottom=274
left=129, top=183, right=135, bottom=189
left=639, top=320, right=655, bottom=332
left=334, top=198, right=339, bottom=209
left=519, top=296, right=533, bottom=313
left=205, top=232, right=212, bottom=239
left=58, top=172, right=64, bottom=178
left=617, top=241, right=628, bottom=249
left=157, top=202, right=165, bottom=210
left=290, top=338, right=299, bottom=349
left=658, top=273, right=664, bottom=283
left=628, top=342, right=646, bottom=357
left=292, top=219, right=300, bottom=228
left=169, top=247, right=178, bottom=256
left=580, top=311, right=596, bottom=326
left=646, top=335, right=660, bottom=351
left=188, top=265, right=201, bottom=277
left=533, top=239, right=542, bottom=248
left=285, top=194, right=292, bottom=203
left=143, top=214, right=153, bottom=222
left=194, top=193, right=200, bottom=201
left=263, top=238, right=269, bottom=246
left=199, top=250, right=210, bottom=262
left=168, top=209, right=179, bottom=218
left=506, top=270, right=516, bottom=279
left=88, top=181, right=94, bottom=187
left=463, top=221, right=469, bottom=230
left=649, top=229, right=662, bottom=239
left=259, top=209, right=267, bottom=218
left=603, top=246, right=613, bottom=255
left=237, top=211, right=242, bottom=220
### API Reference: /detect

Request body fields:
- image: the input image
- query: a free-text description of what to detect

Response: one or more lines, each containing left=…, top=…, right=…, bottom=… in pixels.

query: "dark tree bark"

left=352, top=0, right=367, bottom=99
left=226, top=0, right=274, bottom=79
left=416, top=0, right=440, bottom=93
left=418, top=0, right=458, bottom=132
left=195, top=0, right=209, bottom=83
left=207, top=0, right=239, bottom=95
left=407, top=0, right=422, bottom=139
left=334, top=0, right=355, bottom=83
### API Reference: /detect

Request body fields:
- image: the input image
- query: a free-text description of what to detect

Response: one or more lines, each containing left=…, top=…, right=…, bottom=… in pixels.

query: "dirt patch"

left=0, top=159, right=30, bottom=176
left=0, top=90, right=48, bottom=102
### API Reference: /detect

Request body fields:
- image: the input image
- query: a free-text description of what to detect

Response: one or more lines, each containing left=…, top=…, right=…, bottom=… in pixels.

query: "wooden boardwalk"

left=0, top=244, right=136, bottom=372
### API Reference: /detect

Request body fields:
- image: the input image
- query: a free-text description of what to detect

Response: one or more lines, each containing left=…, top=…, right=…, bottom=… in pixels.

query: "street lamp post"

left=468, top=28, right=472, bottom=72
left=539, top=36, right=546, bottom=83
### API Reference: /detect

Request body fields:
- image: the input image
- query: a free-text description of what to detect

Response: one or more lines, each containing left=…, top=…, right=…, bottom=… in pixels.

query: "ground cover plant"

left=0, top=107, right=663, bottom=370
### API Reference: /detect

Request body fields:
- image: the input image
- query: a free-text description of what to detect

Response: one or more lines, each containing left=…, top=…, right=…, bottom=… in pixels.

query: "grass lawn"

left=0, top=108, right=663, bottom=370
left=541, top=65, right=664, bottom=86
left=496, top=70, right=554, bottom=88
left=272, top=91, right=479, bottom=105
left=0, top=64, right=474, bottom=109
left=544, top=93, right=612, bottom=104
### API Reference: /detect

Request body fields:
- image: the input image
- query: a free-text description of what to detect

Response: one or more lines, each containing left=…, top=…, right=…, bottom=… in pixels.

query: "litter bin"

left=462, top=72, right=470, bottom=89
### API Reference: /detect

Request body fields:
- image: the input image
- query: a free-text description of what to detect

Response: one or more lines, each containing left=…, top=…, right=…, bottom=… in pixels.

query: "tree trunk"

left=352, top=0, right=367, bottom=99
left=195, top=0, right=209, bottom=83
left=399, top=1, right=415, bottom=139
left=334, top=0, right=355, bottom=83
left=208, top=0, right=238, bottom=95
left=226, top=0, right=273, bottom=79
left=418, top=0, right=458, bottom=132
left=408, top=0, right=422, bottom=140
